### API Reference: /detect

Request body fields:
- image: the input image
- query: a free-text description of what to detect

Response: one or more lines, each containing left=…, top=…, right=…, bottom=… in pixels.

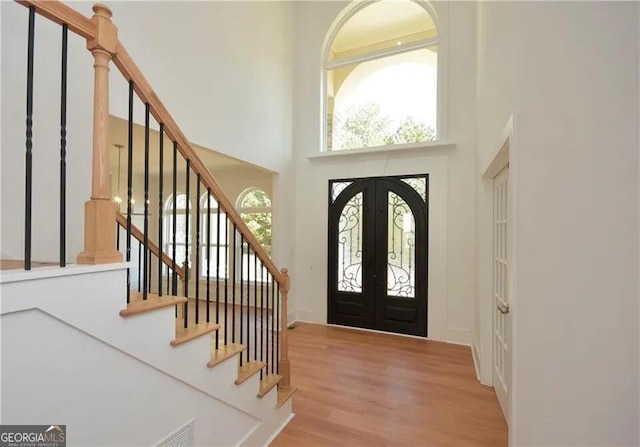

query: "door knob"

left=497, top=302, right=510, bottom=314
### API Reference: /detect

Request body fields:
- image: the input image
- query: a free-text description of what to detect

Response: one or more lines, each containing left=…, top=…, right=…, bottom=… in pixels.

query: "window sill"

left=309, top=141, right=456, bottom=161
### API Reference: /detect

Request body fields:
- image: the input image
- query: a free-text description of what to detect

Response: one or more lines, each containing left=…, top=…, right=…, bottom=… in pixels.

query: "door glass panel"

left=337, top=192, right=363, bottom=292
left=332, top=181, right=353, bottom=202
left=401, top=177, right=426, bottom=201
left=387, top=192, right=416, bottom=298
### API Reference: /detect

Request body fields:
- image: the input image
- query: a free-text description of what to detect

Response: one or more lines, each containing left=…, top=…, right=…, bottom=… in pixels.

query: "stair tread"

left=170, top=321, right=221, bottom=346
left=120, top=293, right=186, bottom=317
left=258, top=374, right=283, bottom=398
left=207, top=343, right=246, bottom=368
left=276, top=386, right=297, bottom=408
left=235, top=360, right=266, bottom=385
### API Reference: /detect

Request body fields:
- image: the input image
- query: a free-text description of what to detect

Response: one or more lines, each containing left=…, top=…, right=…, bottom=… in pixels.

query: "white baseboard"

left=471, top=338, right=481, bottom=381
left=287, top=310, right=296, bottom=327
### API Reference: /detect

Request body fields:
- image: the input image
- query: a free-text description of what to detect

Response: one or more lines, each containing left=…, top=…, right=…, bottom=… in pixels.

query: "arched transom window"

left=324, top=0, right=439, bottom=151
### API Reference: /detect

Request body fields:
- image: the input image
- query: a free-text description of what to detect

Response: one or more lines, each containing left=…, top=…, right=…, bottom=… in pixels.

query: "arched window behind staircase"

left=237, top=188, right=272, bottom=282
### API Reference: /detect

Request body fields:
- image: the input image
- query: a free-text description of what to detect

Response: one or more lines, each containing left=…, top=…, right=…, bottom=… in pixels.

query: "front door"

left=493, top=167, right=511, bottom=423
left=328, top=175, right=428, bottom=337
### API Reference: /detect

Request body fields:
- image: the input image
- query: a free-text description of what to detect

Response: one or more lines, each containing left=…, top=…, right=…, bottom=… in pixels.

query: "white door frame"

left=480, top=114, right=519, bottom=445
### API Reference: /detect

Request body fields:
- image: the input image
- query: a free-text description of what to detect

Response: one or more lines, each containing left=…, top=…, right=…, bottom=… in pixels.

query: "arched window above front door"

left=323, top=0, right=441, bottom=152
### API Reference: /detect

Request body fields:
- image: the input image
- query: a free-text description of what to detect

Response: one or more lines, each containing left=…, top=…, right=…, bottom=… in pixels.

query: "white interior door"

left=493, top=167, right=511, bottom=423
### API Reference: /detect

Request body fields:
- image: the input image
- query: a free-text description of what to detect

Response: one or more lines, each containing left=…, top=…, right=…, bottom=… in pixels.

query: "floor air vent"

left=156, top=419, right=194, bottom=447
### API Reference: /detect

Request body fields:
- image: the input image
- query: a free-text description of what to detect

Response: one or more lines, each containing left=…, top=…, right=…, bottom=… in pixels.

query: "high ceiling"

left=331, top=0, right=436, bottom=54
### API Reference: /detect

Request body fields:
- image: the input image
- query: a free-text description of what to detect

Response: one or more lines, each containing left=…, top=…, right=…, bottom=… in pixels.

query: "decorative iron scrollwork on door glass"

left=337, top=192, right=363, bottom=293
left=401, top=177, right=426, bottom=201
left=332, top=181, right=353, bottom=202
left=387, top=192, right=416, bottom=298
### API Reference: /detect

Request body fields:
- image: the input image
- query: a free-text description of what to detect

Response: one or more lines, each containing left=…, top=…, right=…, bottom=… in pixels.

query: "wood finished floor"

left=271, top=323, right=507, bottom=447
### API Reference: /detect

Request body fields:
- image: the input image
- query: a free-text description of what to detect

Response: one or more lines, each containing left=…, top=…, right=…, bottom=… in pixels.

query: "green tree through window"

left=335, top=102, right=436, bottom=150
left=239, top=189, right=272, bottom=282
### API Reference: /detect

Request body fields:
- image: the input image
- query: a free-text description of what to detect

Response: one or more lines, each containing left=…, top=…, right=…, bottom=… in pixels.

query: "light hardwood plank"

left=235, top=361, right=266, bottom=385
left=258, top=374, right=282, bottom=398
left=277, top=387, right=297, bottom=408
left=170, top=321, right=220, bottom=347
left=271, top=323, right=507, bottom=447
left=119, top=293, right=186, bottom=317
left=208, top=343, right=246, bottom=368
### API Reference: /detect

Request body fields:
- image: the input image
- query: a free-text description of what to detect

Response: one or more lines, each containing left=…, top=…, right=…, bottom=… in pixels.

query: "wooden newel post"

left=279, top=268, right=291, bottom=389
left=77, top=3, right=122, bottom=265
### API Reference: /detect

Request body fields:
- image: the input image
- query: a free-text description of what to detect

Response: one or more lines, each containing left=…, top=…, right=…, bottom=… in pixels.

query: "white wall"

left=475, top=2, right=639, bottom=444
left=289, top=1, right=477, bottom=344
left=1, top=1, right=93, bottom=263
left=99, top=0, right=295, bottom=174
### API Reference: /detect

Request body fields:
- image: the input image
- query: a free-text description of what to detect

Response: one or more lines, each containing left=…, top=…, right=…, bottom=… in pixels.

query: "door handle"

left=497, top=302, right=510, bottom=314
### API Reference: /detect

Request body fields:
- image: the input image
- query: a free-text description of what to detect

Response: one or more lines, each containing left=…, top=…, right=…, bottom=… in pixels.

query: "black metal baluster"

left=215, top=199, right=221, bottom=349
left=171, top=142, right=178, bottom=296
left=239, top=233, right=244, bottom=366
left=184, top=161, right=190, bottom=328
left=246, top=244, right=251, bottom=363
left=148, top=249, right=152, bottom=293
left=24, top=6, right=35, bottom=271
left=254, top=251, right=257, bottom=362
left=271, top=277, right=275, bottom=374
left=59, top=24, right=68, bottom=267
left=195, top=176, right=201, bottom=324
left=137, top=242, right=142, bottom=293
left=224, top=216, right=229, bottom=345
left=116, top=223, right=120, bottom=250
left=232, top=223, right=237, bottom=344
left=276, top=282, right=280, bottom=374
left=245, top=242, right=251, bottom=362
left=126, top=80, right=134, bottom=304
left=206, top=193, right=211, bottom=324
left=266, top=268, right=270, bottom=374
left=157, top=124, right=164, bottom=296
left=142, top=103, right=150, bottom=300
left=260, top=263, right=264, bottom=377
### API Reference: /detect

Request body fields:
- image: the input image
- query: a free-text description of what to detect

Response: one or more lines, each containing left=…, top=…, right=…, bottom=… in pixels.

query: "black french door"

left=328, top=175, right=428, bottom=337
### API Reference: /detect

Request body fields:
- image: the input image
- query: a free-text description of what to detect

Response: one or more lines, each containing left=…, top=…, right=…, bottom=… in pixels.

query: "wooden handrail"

left=111, top=44, right=285, bottom=286
left=116, top=212, right=186, bottom=280
left=16, top=0, right=96, bottom=40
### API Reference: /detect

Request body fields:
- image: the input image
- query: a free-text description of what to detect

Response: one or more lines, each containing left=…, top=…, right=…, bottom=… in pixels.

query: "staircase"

left=0, top=1, right=295, bottom=445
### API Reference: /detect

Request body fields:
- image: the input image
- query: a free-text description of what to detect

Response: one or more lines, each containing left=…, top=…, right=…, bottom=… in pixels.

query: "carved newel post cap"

left=93, top=3, right=113, bottom=19
left=281, top=268, right=289, bottom=275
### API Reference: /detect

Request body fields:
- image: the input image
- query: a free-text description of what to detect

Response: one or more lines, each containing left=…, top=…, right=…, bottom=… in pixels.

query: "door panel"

left=493, top=167, right=510, bottom=423
left=374, top=180, right=427, bottom=336
left=328, top=176, right=428, bottom=337
left=328, top=181, right=375, bottom=328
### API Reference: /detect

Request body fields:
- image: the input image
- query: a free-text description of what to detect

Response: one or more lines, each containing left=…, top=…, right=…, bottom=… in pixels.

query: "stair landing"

left=0, top=259, right=58, bottom=270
